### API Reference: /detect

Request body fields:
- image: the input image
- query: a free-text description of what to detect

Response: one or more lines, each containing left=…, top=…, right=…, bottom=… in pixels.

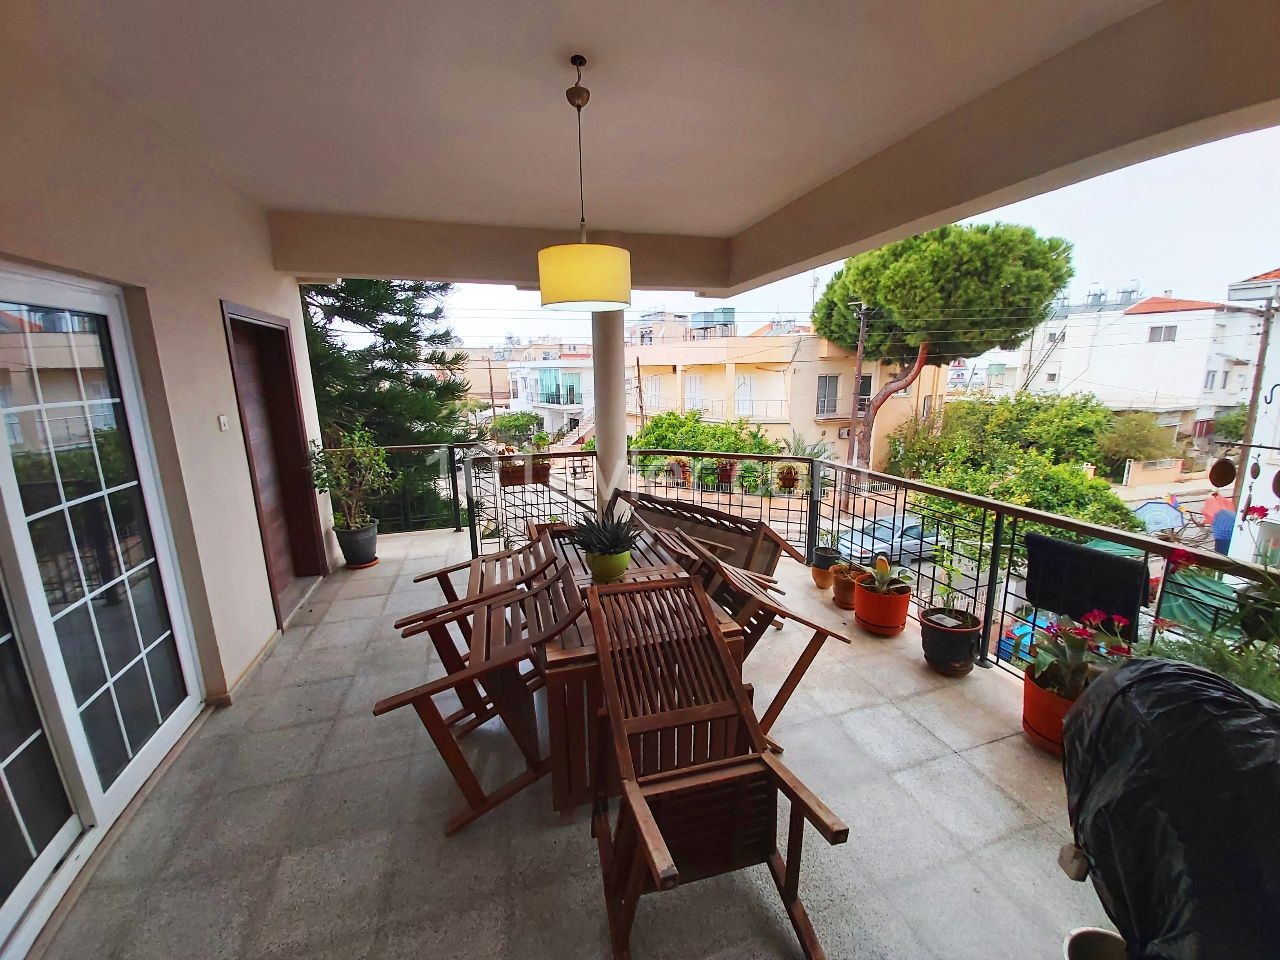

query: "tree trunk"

left=856, top=340, right=930, bottom=469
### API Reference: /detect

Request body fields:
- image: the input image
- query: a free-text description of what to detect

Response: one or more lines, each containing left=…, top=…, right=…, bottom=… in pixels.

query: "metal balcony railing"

left=458, top=446, right=1277, bottom=680
left=537, top=389, right=581, bottom=406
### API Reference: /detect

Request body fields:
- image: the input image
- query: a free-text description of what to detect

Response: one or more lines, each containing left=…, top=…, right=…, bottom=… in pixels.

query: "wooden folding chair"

left=373, top=565, right=586, bottom=834
left=668, top=529, right=851, bottom=737
left=391, top=531, right=561, bottom=737
left=587, top=579, right=848, bottom=960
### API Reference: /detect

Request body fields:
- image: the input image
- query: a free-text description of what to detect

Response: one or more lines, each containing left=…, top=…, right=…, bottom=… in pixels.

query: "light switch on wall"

left=217, top=414, right=230, bottom=432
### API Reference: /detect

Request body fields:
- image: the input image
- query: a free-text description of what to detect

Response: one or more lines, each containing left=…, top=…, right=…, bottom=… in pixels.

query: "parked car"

left=835, top=513, right=940, bottom=565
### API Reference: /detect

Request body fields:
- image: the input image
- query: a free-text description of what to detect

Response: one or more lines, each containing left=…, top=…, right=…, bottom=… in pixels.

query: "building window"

left=1047, top=331, right=1064, bottom=344
left=921, top=395, right=933, bottom=419
left=1204, top=370, right=1217, bottom=390
left=816, top=375, right=839, bottom=416
left=1045, top=372, right=1059, bottom=383
left=1148, top=325, right=1177, bottom=343
left=510, top=380, right=518, bottom=399
left=858, top=374, right=872, bottom=411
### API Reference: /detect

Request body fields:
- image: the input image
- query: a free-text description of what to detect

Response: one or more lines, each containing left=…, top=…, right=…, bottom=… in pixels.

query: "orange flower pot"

left=1022, top=672, right=1075, bottom=756
left=832, top=575, right=857, bottom=609
left=852, top=576, right=911, bottom=637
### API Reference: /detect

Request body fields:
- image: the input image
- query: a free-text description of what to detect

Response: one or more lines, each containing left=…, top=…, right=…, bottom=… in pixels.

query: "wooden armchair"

left=587, top=578, right=848, bottom=959
left=373, top=565, right=586, bottom=834
left=606, top=489, right=805, bottom=576
left=666, top=529, right=851, bottom=736
left=392, top=531, right=561, bottom=736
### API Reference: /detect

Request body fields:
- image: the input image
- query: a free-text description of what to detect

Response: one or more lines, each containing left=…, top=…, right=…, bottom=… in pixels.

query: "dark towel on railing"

left=1024, top=533, right=1149, bottom=642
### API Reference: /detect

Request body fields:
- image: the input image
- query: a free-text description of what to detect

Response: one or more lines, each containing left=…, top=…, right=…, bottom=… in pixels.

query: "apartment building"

left=508, top=356, right=594, bottom=437
left=953, top=289, right=1260, bottom=442
left=623, top=314, right=944, bottom=468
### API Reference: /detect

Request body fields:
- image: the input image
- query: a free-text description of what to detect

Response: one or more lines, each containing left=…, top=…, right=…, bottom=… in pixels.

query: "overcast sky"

left=443, top=124, right=1280, bottom=345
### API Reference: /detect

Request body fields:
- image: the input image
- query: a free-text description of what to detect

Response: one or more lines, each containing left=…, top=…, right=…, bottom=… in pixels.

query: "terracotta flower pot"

left=811, top=566, right=835, bottom=590
left=1022, top=671, right=1075, bottom=756
left=777, top=469, right=800, bottom=491
left=853, top=576, right=911, bottom=637
left=716, top=463, right=738, bottom=484
left=832, top=574, right=857, bottom=609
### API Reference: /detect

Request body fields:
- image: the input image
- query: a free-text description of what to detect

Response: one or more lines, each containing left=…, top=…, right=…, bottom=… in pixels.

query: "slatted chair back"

left=589, top=578, right=766, bottom=781
left=587, top=578, right=849, bottom=959
left=607, top=489, right=804, bottom=575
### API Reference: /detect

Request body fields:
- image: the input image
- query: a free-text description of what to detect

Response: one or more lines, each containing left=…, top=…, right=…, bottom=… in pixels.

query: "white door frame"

left=0, top=262, right=204, bottom=960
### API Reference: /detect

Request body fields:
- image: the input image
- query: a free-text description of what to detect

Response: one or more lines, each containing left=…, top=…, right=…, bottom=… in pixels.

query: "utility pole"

left=635, top=357, right=647, bottom=430
left=1233, top=295, right=1274, bottom=508
left=845, top=301, right=870, bottom=465
left=486, top=355, right=497, bottom=412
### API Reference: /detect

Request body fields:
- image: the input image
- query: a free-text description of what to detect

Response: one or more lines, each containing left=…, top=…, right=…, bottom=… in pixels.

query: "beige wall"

left=0, top=35, right=326, bottom=699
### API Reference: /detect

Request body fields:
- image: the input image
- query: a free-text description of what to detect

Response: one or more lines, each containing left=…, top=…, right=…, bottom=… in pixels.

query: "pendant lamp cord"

left=575, top=62, right=586, bottom=243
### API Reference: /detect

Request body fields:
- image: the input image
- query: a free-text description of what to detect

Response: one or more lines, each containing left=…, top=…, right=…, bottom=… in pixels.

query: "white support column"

left=592, top=310, right=627, bottom=511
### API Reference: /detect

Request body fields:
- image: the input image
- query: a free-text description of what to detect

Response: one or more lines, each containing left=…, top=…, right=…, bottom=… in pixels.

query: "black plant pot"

left=335, top=521, right=379, bottom=569
left=920, top=608, right=982, bottom=676
left=811, top=546, right=841, bottom=570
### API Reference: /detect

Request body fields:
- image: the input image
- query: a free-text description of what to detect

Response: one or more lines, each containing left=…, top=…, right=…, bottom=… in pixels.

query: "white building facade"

left=507, top=357, right=595, bottom=437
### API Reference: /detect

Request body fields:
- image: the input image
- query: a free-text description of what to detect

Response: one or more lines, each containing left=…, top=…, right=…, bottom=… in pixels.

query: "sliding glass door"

left=0, top=264, right=201, bottom=956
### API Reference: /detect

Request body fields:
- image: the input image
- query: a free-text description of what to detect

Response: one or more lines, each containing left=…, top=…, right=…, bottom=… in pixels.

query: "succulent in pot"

left=309, top=423, right=391, bottom=568
left=572, top=515, right=642, bottom=583
left=1010, top=610, right=1132, bottom=755
left=920, top=546, right=982, bottom=676
left=851, top=555, right=913, bottom=637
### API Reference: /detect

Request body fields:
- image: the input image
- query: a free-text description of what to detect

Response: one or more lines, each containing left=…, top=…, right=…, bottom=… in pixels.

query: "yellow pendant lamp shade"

left=539, top=55, right=632, bottom=312
left=538, top=242, right=631, bottom=311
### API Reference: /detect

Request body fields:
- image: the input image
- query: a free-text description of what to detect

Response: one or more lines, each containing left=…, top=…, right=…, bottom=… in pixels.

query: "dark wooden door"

left=224, top=306, right=327, bottom=626
left=231, top=322, right=297, bottom=601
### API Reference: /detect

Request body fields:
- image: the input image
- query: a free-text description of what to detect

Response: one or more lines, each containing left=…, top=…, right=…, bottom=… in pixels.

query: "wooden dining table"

left=534, top=523, right=745, bottom=817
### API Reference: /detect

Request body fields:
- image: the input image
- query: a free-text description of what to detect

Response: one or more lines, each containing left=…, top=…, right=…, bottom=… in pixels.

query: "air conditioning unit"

left=837, top=427, right=851, bottom=439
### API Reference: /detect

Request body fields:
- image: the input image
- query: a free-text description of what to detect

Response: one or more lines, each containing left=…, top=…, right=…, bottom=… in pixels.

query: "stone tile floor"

left=37, top=530, right=1112, bottom=960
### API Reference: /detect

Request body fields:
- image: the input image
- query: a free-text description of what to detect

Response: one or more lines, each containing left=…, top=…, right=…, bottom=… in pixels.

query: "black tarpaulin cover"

left=1063, top=659, right=1280, bottom=959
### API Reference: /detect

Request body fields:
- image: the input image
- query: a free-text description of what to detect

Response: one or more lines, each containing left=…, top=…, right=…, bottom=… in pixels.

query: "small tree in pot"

left=811, top=530, right=840, bottom=590
left=310, top=423, right=391, bottom=568
left=920, top=546, right=982, bottom=676
left=572, top=515, right=642, bottom=583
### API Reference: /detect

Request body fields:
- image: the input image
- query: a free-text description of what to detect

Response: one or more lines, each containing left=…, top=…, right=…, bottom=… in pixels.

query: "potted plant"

left=830, top=562, right=859, bottom=609
left=716, top=458, right=739, bottom=486
left=776, top=462, right=801, bottom=492
left=851, top=555, right=914, bottom=636
left=1012, top=610, right=1131, bottom=755
left=499, top=438, right=552, bottom=487
left=309, top=424, right=391, bottom=568
left=665, top=457, right=691, bottom=486
left=810, top=530, right=840, bottom=590
left=572, top=515, right=642, bottom=583
left=919, top=546, right=982, bottom=676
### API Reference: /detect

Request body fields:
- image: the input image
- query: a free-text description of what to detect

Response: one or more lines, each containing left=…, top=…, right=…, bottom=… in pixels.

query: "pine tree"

left=302, top=279, right=469, bottom=445
left=813, top=224, right=1073, bottom=467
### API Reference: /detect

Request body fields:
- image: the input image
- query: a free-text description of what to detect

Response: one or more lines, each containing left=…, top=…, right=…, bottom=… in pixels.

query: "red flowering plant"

left=1011, top=610, right=1133, bottom=700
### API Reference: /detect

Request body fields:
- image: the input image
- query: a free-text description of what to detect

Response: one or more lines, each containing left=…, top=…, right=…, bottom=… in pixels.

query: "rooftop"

left=34, top=530, right=1110, bottom=960
left=1123, top=295, right=1233, bottom=314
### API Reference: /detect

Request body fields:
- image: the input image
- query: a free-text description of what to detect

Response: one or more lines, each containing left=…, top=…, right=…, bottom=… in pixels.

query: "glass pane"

left=80, top=690, right=129, bottom=786
left=128, top=566, right=171, bottom=648
left=0, top=797, right=31, bottom=903
left=73, top=315, right=123, bottom=402
left=91, top=586, right=140, bottom=676
left=7, top=735, right=72, bottom=851
left=114, top=661, right=159, bottom=753
left=0, top=638, right=42, bottom=758
left=29, top=511, right=84, bottom=614
left=9, top=424, right=60, bottom=516
left=68, top=496, right=122, bottom=593
left=146, top=637, right=186, bottom=721
left=88, top=406, right=137, bottom=488
left=108, top=486, right=154, bottom=570
left=53, top=605, right=104, bottom=706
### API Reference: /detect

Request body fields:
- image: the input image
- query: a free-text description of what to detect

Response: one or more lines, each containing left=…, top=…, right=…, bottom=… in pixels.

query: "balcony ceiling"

left=20, top=0, right=1280, bottom=293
